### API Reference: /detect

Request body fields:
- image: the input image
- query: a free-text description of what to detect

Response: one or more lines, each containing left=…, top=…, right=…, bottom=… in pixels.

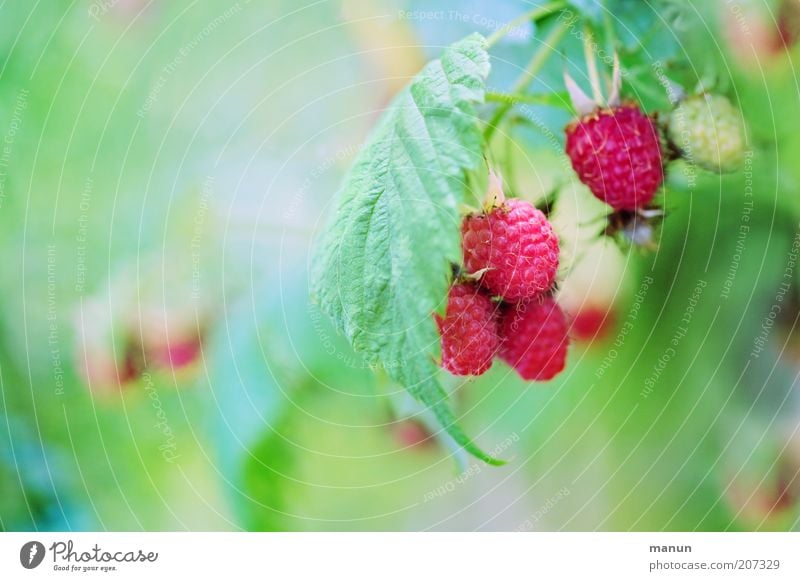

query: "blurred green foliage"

left=1, top=0, right=800, bottom=531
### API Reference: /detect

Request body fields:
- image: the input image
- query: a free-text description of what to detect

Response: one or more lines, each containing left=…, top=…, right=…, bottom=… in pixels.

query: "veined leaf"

left=312, top=34, right=503, bottom=465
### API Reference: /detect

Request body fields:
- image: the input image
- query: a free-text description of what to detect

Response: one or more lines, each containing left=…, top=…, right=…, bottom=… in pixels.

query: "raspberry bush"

left=3, top=0, right=800, bottom=535
left=312, top=3, right=760, bottom=466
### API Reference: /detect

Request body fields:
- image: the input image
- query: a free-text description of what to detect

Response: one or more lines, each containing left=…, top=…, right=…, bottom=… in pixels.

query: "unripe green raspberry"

left=668, top=93, right=746, bottom=173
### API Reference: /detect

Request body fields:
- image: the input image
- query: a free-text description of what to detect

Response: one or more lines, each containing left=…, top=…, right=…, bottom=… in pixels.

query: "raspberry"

left=138, top=305, right=205, bottom=371
left=724, top=0, right=800, bottom=67
left=668, top=93, right=746, bottom=173
left=499, top=296, right=569, bottom=381
left=150, top=340, right=202, bottom=369
left=776, top=0, right=800, bottom=50
left=392, top=419, right=435, bottom=449
left=558, top=237, right=623, bottom=341
left=461, top=199, right=559, bottom=300
left=436, top=283, right=499, bottom=376
left=568, top=306, right=615, bottom=342
left=73, top=299, right=142, bottom=395
left=565, top=104, right=664, bottom=210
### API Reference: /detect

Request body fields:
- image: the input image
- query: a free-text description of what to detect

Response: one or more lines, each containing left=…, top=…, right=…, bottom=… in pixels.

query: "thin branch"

left=485, top=0, right=568, bottom=48
left=484, top=19, right=570, bottom=142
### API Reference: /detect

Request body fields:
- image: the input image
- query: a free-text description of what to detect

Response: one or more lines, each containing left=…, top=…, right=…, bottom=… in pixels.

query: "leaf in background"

left=565, top=0, right=605, bottom=23
left=313, top=34, right=502, bottom=465
left=204, top=291, right=294, bottom=525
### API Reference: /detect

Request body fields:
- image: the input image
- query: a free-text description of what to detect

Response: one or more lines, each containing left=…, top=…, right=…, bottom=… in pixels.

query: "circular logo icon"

left=20, top=541, right=45, bottom=569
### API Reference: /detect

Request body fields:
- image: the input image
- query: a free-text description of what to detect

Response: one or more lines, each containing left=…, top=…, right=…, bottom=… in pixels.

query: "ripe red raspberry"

left=499, top=296, right=569, bottom=381
left=461, top=199, right=559, bottom=300
left=565, top=104, right=664, bottom=210
left=436, top=283, right=499, bottom=376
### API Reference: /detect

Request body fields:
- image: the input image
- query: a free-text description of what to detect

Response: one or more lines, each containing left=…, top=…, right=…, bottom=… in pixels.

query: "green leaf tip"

left=423, top=389, right=507, bottom=466
left=312, top=35, right=504, bottom=465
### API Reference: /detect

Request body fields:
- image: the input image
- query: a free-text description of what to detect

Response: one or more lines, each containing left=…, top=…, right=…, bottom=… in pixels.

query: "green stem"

left=583, top=24, right=604, bottom=103
left=484, top=19, right=570, bottom=142
left=504, top=129, right=517, bottom=196
left=485, top=90, right=571, bottom=109
left=602, top=10, right=618, bottom=56
left=485, top=0, right=568, bottom=48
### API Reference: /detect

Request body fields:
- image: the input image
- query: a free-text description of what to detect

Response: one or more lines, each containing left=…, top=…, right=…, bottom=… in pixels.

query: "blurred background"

left=2, top=0, right=800, bottom=531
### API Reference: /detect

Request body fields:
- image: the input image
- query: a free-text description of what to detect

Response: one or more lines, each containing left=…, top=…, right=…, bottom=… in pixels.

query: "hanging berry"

left=564, top=57, right=664, bottom=211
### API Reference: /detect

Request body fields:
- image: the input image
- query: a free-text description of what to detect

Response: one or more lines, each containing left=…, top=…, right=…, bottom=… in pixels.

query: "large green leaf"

left=313, top=34, right=502, bottom=465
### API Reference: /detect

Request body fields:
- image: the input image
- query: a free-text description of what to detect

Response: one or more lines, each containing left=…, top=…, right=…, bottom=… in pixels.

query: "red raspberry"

left=392, top=419, right=435, bottom=449
left=436, top=283, right=499, bottom=376
left=461, top=199, right=559, bottom=300
left=150, top=339, right=202, bottom=369
left=568, top=306, right=615, bottom=342
left=565, top=104, right=664, bottom=210
left=499, top=296, right=569, bottom=381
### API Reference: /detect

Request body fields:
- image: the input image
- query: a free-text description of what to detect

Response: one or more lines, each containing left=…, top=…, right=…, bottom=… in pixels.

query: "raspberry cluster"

left=436, top=196, right=569, bottom=382
left=434, top=75, right=745, bottom=380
